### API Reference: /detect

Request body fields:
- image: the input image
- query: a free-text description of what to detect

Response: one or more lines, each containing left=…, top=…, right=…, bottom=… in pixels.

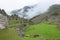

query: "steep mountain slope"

left=11, top=4, right=41, bottom=19
left=31, top=4, right=60, bottom=24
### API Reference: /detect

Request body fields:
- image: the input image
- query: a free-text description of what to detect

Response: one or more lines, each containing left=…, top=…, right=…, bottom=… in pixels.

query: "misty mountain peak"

left=11, top=4, right=41, bottom=19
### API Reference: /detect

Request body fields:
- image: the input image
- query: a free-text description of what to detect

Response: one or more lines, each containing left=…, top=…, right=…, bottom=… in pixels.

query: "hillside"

left=30, top=4, right=60, bottom=24
left=0, top=4, right=60, bottom=40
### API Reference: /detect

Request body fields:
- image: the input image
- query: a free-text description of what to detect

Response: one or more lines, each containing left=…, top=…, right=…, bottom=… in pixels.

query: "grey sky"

left=0, top=0, right=60, bottom=14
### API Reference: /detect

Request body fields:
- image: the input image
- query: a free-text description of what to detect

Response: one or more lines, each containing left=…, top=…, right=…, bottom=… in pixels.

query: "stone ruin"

left=0, top=9, right=8, bottom=29
left=0, top=14, right=8, bottom=29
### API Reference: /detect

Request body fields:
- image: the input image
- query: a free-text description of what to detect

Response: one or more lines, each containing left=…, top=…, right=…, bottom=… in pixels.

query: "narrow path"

left=15, top=27, right=24, bottom=37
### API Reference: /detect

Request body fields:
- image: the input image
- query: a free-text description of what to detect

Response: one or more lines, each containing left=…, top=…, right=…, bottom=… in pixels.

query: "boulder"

left=25, top=35, right=30, bottom=37
left=33, top=34, right=39, bottom=38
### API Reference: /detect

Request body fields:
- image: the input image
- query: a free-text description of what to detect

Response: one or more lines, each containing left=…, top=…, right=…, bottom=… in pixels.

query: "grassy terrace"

left=8, top=20, right=20, bottom=27
left=0, top=23, right=60, bottom=40
left=25, top=23, right=60, bottom=38
left=0, top=28, right=21, bottom=40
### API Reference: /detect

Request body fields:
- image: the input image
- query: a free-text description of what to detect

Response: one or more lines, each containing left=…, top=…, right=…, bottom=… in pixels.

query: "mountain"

left=48, top=4, right=60, bottom=12
left=0, top=9, right=8, bottom=16
left=11, top=4, right=41, bottom=19
left=30, top=4, right=60, bottom=24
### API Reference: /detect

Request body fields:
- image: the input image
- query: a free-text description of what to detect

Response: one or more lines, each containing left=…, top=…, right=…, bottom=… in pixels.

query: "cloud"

left=0, top=0, right=60, bottom=14
left=0, top=0, right=39, bottom=13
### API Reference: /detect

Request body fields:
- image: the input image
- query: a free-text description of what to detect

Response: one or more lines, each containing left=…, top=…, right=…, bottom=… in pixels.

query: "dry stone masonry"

left=0, top=14, right=8, bottom=29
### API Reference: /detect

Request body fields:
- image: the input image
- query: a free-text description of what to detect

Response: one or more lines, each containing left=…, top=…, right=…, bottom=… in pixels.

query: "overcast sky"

left=0, top=0, right=60, bottom=14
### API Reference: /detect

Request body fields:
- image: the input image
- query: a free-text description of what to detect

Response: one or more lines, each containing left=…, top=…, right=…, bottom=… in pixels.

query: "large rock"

left=0, top=14, right=8, bottom=29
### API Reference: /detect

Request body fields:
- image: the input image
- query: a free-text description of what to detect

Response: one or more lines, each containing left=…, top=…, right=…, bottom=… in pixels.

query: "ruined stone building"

left=0, top=9, right=8, bottom=29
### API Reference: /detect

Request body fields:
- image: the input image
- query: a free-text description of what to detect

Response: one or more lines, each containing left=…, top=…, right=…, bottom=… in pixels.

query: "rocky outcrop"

left=30, top=10, right=60, bottom=24
left=0, top=14, right=8, bottom=29
left=30, top=14, right=48, bottom=24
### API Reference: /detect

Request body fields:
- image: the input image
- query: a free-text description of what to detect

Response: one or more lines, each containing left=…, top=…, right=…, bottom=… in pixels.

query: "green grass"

left=0, top=28, right=22, bottom=40
left=25, top=23, right=60, bottom=39
left=0, top=28, right=40, bottom=40
left=0, top=23, right=60, bottom=40
left=8, top=20, right=20, bottom=28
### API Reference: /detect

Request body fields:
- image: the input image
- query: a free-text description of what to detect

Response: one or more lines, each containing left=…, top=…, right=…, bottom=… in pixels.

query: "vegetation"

left=48, top=4, right=60, bottom=12
left=0, top=22, right=60, bottom=40
left=25, top=23, right=60, bottom=38
left=0, top=4, right=60, bottom=40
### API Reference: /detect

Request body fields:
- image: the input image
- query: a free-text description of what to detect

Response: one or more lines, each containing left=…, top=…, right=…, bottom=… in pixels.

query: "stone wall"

left=0, top=14, right=8, bottom=29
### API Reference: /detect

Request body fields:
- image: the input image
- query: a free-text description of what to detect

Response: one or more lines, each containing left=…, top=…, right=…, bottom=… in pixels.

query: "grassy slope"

left=0, top=28, right=22, bottom=40
left=0, top=23, right=60, bottom=40
left=8, top=20, right=20, bottom=27
left=25, top=23, right=60, bottom=39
